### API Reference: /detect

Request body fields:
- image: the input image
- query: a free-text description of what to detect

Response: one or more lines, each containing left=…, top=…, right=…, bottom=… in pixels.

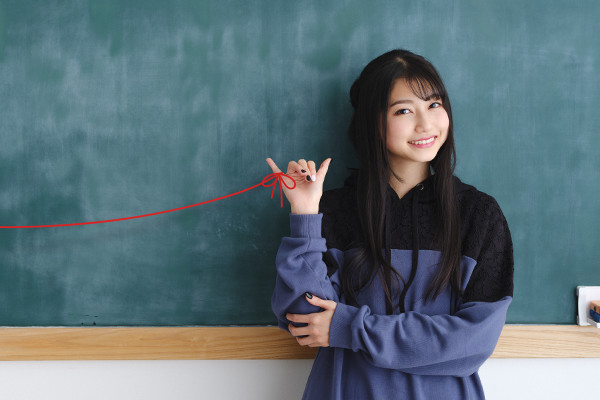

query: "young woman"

left=266, top=49, right=513, bottom=400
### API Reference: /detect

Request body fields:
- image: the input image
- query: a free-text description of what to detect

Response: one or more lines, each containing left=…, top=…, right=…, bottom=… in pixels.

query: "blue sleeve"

left=271, top=213, right=342, bottom=332
left=328, top=296, right=511, bottom=377
left=327, top=197, right=514, bottom=378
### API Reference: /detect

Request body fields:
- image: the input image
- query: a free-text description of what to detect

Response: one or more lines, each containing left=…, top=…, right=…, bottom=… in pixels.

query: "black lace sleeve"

left=462, top=193, right=514, bottom=303
left=319, top=186, right=359, bottom=277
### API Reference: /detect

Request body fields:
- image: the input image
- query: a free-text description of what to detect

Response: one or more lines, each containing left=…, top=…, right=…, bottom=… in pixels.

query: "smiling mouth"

left=408, top=136, right=436, bottom=145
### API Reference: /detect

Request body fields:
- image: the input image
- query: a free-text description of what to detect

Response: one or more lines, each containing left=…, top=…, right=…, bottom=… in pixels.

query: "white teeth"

left=409, top=137, right=435, bottom=145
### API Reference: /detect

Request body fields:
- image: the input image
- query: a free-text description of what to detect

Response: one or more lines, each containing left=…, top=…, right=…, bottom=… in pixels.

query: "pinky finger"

left=296, top=336, right=310, bottom=347
left=266, top=158, right=281, bottom=174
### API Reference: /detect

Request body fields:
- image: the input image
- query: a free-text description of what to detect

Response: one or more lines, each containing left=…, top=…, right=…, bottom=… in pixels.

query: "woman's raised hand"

left=266, top=157, right=331, bottom=215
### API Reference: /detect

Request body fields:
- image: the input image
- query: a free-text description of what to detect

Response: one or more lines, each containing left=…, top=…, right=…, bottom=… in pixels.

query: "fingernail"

left=306, top=175, right=312, bottom=182
left=305, top=292, right=313, bottom=299
left=311, top=174, right=317, bottom=182
left=301, top=169, right=306, bottom=173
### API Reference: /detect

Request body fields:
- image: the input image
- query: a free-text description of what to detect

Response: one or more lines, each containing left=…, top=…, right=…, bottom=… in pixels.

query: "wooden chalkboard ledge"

left=0, top=325, right=599, bottom=361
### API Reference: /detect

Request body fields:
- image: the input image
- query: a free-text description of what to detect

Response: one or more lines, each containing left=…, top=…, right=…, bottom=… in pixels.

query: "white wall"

left=0, top=359, right=597, bottom=399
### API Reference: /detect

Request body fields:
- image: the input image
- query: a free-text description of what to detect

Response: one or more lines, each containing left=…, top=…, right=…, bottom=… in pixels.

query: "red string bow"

left=260, top=172, right=296, bottom=208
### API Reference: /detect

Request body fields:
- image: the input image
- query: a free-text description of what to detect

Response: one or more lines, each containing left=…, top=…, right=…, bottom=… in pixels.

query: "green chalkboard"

left=0, top=0, right=598, bottom=326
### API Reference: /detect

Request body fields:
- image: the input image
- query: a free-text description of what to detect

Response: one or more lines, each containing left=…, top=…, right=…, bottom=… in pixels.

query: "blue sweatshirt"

left=272, top=175, right=514, bottom=400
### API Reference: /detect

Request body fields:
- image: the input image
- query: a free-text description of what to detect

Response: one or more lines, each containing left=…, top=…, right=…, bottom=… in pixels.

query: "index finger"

left=266, top=158, right=282, bottom=174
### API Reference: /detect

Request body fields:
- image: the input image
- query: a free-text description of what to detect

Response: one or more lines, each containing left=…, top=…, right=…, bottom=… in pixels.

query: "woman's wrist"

left=290, top=205, right=319, bottom=215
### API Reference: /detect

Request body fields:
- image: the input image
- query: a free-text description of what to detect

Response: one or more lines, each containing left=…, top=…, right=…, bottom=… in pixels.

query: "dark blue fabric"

left=272, top=195, right=513, bottom=399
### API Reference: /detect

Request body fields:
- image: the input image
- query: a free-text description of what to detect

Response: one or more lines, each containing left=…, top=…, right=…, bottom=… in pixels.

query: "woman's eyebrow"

left=390, top=95, right=441, bottom=107
left=389, top=99, right=414, bottom=107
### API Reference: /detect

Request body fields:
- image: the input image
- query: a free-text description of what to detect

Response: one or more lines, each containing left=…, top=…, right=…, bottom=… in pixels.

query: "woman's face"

left=386, top=78, right=449, bottom=168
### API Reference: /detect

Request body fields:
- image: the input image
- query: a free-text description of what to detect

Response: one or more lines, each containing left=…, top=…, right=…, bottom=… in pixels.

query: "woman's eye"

left=430, top=101, right=442, bottom=108
left=395, top=108, right=410, bottom=115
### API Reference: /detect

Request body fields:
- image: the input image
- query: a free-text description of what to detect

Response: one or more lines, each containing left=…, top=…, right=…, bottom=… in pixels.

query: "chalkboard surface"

left=0, top=0, right=598, bottom=326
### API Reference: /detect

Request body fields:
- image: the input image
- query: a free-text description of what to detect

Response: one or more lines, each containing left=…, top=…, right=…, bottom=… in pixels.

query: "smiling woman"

left=386, top=78, right=449, bottom=195
left=267, top=49, right=514, bottom=400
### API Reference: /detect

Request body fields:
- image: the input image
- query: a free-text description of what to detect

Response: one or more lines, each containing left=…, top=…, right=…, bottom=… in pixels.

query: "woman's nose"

left=415, top=113, right=433, bottom=133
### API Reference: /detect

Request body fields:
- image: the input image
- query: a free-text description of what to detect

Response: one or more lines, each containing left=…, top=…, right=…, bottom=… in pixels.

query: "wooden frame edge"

left=0, top=325, right=599, bottom=361
left=492, top=325, right=600, bottom=358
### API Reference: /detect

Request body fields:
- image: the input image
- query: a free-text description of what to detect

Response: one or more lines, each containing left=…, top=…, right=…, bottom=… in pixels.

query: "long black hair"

left=343, top=49, right=462, bottom=313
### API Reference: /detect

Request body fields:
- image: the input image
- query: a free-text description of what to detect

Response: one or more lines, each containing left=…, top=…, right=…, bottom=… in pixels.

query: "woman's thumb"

left=305, top=292, right=334, bottom=309
left=316, top=158, right=332, bottom=181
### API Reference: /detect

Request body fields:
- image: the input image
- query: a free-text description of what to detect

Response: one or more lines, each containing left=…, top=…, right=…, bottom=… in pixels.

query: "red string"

left=261, top=172, right=296, bottom=207
left=0, top=172, right=295, bottom=228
